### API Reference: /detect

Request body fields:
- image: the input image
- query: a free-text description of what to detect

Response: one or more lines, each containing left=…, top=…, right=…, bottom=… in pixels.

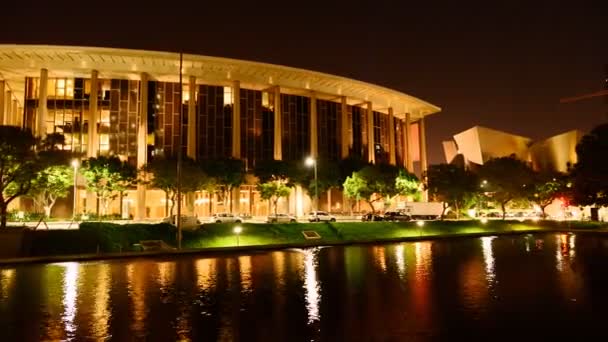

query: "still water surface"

left=2, top=233, right=608, bottom=341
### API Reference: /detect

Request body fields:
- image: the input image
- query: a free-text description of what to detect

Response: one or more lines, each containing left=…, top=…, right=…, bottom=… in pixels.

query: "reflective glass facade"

left=317, top=99, right=341, bottom=161
left=281, top=94, right=310, bottom=162
left=239, top=88, right=274, bottom=169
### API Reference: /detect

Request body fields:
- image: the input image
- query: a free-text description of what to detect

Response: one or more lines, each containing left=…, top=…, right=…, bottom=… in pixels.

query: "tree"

left=29, top=165, right=73, bottom=218
left=201, top=158, right=245, bottom=213
left=27, top=133, right=75, bottom=218
left=257, top=181, right=291, bottom=216
left=0, top=126, right=40, bottom=228
left=342, top=164, right=402, bottom=213
left=81, top=156, right=137, bottom=216
left=426, top=164, right=478, bottom=219
left=478, top=155, right=535, bottom=220
left=529, top=171, right=570, bottom=218
left=571, top=124, right=608, bottom=207
left=253, top=159, right=299, bottom=185
left=296, top=158, right=342, bottom=201
left=396, top=168, right=421, bottom=199
left=144, top=157, right=209, bottom=216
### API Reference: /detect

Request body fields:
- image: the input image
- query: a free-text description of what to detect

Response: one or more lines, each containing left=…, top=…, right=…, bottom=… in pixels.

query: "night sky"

left=2, top=1, right=606, bottom=163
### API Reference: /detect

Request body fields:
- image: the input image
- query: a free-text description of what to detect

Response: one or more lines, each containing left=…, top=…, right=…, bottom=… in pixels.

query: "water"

left=1, top=233, right=608, bottom=341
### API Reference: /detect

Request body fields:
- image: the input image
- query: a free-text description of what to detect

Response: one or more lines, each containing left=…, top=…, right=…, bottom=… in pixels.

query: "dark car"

left=383, top=211, right=412, bottom=222
left=361, top=213, right=384, bottom=222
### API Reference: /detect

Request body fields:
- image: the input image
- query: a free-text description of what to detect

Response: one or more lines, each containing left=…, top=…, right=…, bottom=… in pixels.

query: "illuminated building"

left=0, top=45, right=440, bottom=218
left=443, top=125, right=582, bottom=173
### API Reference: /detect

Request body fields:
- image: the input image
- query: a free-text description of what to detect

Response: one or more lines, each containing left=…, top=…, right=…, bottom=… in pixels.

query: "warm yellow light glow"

left=60, top=262, right=80, bottom=335
left=417, top=220, right=425, bottom=227
left=71, top=159, right=79, bottom=168
left=395, top=245, right=405, bottom=279
left=480, top=218, right=488, bottom=224
left=233, top=226, right=242, bottom=234
left=305, top=156, right=315, bottom=167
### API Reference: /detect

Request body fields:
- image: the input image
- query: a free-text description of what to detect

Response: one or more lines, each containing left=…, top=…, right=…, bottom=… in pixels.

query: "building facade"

left=0, top=45, right=441, bottom=218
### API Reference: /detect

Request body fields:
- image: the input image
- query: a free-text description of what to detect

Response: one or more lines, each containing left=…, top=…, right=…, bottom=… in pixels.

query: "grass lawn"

left=15, top=219, right=608, bottom=257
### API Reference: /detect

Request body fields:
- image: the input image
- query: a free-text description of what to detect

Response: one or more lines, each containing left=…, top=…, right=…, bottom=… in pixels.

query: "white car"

left=266, top=213, right=297, bottom=223
left=209, top=213, right=243, bottom=223
left=308, top=211, right=336, bottom=222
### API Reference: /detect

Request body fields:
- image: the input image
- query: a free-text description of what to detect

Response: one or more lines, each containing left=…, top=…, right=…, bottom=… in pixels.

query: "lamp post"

left=234, top=225, right=242, bottom=246
left=305, top=157, right=318, bottom=214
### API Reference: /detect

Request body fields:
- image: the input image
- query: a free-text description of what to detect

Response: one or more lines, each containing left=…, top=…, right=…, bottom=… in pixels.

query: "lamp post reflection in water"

left=60, top=262, right=80, bottom=336
left=481, top=236, right=496, bottom=283
left=302, top=248, right=321, bottom=324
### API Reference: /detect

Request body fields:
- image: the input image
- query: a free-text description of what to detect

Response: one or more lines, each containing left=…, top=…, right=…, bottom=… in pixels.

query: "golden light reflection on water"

left=239, top=256, right=252, bottom=294
left=0, top=269, right=14, bottom=300
left=395, top=245, right=406, bottom=279
left=373, top=246, right=387, bottom=273
left=414, top=241, right=432, bottom=277
left=196, top=258, right=215, bottom=291
left=481, top=236, right=496, bottom=283
left=302, top=248, right=321, bottom=323
left=272, top=251, right=286, bottom=288
left=91, top=263, right=111, bottom=339
left=157, top=261, right=176, bottom=291
left=61, top=262, right=80, bottom=336
left=127, top=263, right=147, bottom=336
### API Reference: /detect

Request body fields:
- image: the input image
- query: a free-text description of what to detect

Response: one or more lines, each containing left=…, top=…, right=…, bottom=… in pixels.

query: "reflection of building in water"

left=272, top=252, right=286, bottom=289
left=196, top=258, right=216, bottom=291
left=372, top=246, right=387, bottom=273
left=414, top=241, right=432, bottom=276
left=157, top=262, right=175, bottom=291
left=411, top=242, right=433, bottom=325
left=239, top=256, right=252, bottom=294
left=91, top=264, right=111, bottom=339
left=61, top=262, right=80, bottom=336
left=555, top=234, right=581, bottom=301
left=0, top=269, right=14, bottom=300
left=481, top=236, right=496, bottom=283
left=394, top=245, right=406, bottom=280
left=303, top=248, right=321, bottom=324
left=127, top=263, right=148, bottom=336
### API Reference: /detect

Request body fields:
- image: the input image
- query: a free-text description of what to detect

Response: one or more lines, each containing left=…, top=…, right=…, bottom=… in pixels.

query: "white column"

left=232, top=80, right=241, bottom=159
left=419, top=116, right=428, bottom=201
left=388, top=107, right=396, bottom=165
left=187, top=76, right=197, bottom=159
left=4, top=91, right=11, bottom=126
left=87, top=70, right=99, bottom=157
left=340, top=96, right=349, bottom=159
left=367, top=102, right=375, bottom=163
left=136, top=73, right=149, bottom=220
left=310, top=92, right=318, bottom=158
left=273, top=86, right=282, bottom=160
left=405, top=112, right=412, bottom=171
left=12, top=100, right=18, bottom=127
left=37, top=68, right=48, bottom=137
left=0, top=80, right=5, bottom=125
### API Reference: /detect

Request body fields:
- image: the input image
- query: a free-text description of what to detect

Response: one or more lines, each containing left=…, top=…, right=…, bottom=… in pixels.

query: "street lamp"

left=233, top=225, right=242, bottom=246
left=305, top=156, right=318, bottom=214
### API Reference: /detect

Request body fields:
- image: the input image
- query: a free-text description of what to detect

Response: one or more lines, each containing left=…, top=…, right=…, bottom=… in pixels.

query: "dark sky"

left=2, top=1, right=607, bottom=163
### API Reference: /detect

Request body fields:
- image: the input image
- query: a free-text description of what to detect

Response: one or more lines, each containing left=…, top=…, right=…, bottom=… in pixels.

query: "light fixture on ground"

left=234, top=225, right=243, bottom=246
left=305, top=157, right=318, bottom=217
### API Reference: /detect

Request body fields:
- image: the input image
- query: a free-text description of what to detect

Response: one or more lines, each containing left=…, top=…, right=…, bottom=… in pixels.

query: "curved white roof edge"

left=0, top=44, right=441, bottom=119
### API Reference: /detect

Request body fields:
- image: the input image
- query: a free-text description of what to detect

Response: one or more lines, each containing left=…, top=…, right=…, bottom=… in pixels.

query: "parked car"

left=209, top=213, right=243, bottom=223
left=308, top=211, right=336, bottom=222
left=361, top=213, right=384, bottom=222
left=266, top=213, right=297, bottom=223
left=162, top=215, right=201, bottom=228
left=383, top=211, right=412, bottom=222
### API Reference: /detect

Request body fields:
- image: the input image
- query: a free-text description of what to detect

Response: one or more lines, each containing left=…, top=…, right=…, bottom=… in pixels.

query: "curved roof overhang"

left=0, top=45, right=441, bottom=119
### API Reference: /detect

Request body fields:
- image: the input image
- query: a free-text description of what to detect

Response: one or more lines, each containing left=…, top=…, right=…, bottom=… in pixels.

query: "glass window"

left=224, top=86, right=233, bottom=105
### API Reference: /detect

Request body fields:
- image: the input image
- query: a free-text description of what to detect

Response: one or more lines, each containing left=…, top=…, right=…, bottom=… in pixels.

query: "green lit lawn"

left=20, top=220, right=608, bottom=257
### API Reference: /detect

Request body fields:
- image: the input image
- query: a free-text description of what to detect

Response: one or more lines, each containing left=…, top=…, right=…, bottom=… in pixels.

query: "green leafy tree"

left=571, top=124, right=608, bottom=207
left=257, top=181, right=291, bottom=216
left=201, top=158, right=245, bottom=213
left=342, top=164, right=402, bottom=213
left=144, top=157, right=209, bottom=216
left=478, top=155, right=535, bottom=219
left=27, top=132, right=75, bottom=218
left=396, top=168, right=421, bottom=198
left=296, top=159, right=342, bottom=201
left=81, top=156, right=137, bottom=216
left=0, top=126, right=40, bottom=228
left=29, top=165, right=73, bottom=218
left=529, top=171, right=571, bottom=218
left=426, top=164, right=478, bottom=219
left=253, top=159, right=299, bottom=185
